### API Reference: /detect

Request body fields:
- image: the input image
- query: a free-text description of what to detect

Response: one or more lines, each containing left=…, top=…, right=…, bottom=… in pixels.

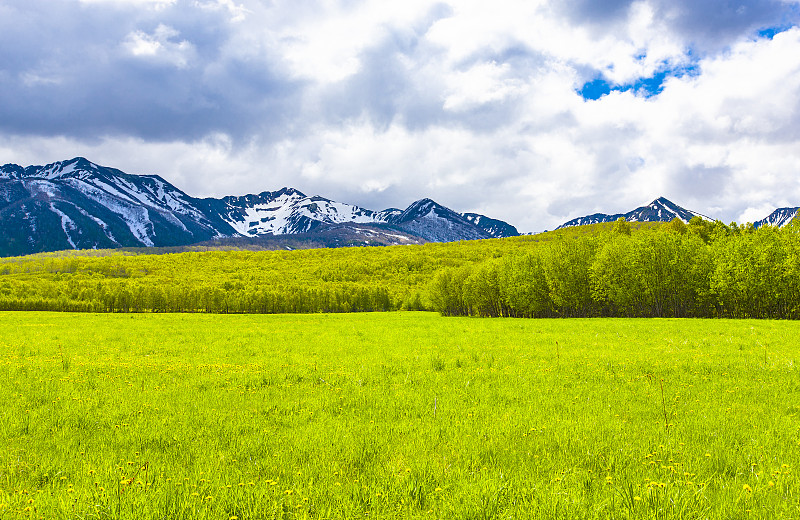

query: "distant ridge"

left=557, top=197, right=710, bottom=229
left=3, top=157, right=796, bottom=258
left=0, top=158, right=518, bottom=257
left=753, top=207, right=799, bottom=228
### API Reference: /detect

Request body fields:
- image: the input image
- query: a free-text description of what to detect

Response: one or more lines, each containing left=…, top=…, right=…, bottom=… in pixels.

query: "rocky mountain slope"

left=753, top=207, right=799, bottom=228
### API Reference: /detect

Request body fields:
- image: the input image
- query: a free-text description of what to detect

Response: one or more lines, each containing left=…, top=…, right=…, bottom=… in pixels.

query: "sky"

left=1, top=0, right=800, bottom=232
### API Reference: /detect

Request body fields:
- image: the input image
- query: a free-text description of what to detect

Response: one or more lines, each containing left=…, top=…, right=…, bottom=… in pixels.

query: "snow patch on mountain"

left=27, top=179, right=59, bottom=198
left=61, top=179, right=157, bottom=244
left=48, top=203, right=78, bottom=248
left=375, top=208, right=403, bottom=221
left=73, top=203, right=119, bottom=244
left=125, top=207, right=155, bottom=247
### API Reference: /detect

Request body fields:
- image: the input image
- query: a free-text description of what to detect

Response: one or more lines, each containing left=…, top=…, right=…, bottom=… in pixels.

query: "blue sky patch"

left=578, top=62, right=700, bottom=101
left=758, top=25, right=792, bottom=39
left=578, top=79, right=612, bottom=101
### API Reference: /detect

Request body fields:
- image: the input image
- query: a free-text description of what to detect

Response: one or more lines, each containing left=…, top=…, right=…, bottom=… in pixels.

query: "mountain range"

left=556, top=197, right=798, bottom=230
left=556, top=197, right=711, bottom=229
left=1, top=157, right=796, bottom=257
left=0, top=157, right=518, bottom=257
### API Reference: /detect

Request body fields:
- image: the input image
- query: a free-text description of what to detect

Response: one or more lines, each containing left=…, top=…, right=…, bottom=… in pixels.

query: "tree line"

left=429, top=218, right=800, bottom=319
left=1, top=218, right=798, bottom=318
left=0, top=243, right=487, bottom=314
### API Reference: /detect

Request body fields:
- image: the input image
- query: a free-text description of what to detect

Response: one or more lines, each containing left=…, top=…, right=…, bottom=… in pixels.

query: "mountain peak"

left=649, top=197, right=687, bottom=212
left=246, top=187, right=306, bottom=200
left=276, top=187, right=303, bottom=197
left=558, top=197, right=709, bottom=229
left=754, top=206, right=800, bottom=228
left=396, top=198, right=441, bottom=222
left=408, top=198, right=436, bottom=209
left=26, top=157, right=106, bottom=180
left=66, top=157, right=94, bottom=167
left=380, top=198, right=493, bottom=242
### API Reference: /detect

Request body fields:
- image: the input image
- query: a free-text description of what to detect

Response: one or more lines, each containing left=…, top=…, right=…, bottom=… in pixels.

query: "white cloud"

left=194, top=0, right=250, bottom=22
left=442, top=61, right=527, bottom=111
left=272, top=0, right=438, bottom=83
left=123, top=24, right=196, bottom=68
left=424, top=0, right=686, bottom=85
left=20, top=71, right=63, bottom=86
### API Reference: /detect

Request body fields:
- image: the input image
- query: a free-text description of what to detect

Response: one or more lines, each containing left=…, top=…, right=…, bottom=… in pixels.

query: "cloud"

left=654, top=0, right=796, bottom=47
left=555, top=0, right=638, bottom=27
left=79, top=0, right=176, bottom=8
left=442, top=61, right=528, bottom=111
left=1, top=0, right=800, bottom=232
left=558, top=0, right=799, bottom=51
left=272, top=0, right=446, bottom=83
left=194, top=0, right=250, bottom=23
left=123, top=24, right=196, bottom=68
left=0, top=0, right=302, bottom=141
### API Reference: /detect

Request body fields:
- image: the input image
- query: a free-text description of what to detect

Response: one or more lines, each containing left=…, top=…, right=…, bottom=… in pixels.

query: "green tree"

left=611, top=217, right=632, bottom=236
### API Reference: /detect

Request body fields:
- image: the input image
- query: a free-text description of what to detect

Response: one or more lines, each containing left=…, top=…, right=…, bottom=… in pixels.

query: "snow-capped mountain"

left=0, top=158, right=518, bottom=256
left=206, top=188, right=391, bottom=237
left=0, top=157, right=231, bottom=256
left=557, top=197, right=710, bottom=229
left=753, top=207, right=799, bottom=228
left=202, top=192, right=518, bottom=241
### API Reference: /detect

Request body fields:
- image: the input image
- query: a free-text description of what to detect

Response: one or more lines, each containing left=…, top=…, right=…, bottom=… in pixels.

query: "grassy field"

left=1, top=312, right=799, bottom=519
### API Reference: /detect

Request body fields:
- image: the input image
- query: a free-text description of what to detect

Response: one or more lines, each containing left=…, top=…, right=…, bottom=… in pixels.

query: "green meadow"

left=1, top=311, right=798, bottom=519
